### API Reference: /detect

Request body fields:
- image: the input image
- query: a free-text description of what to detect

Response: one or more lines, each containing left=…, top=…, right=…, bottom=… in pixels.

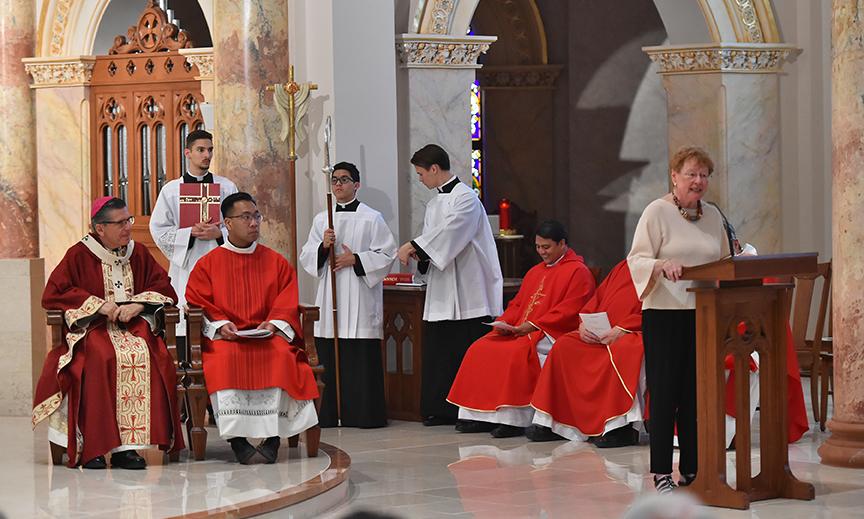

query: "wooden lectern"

left=681, top=253, right=817, bottom=509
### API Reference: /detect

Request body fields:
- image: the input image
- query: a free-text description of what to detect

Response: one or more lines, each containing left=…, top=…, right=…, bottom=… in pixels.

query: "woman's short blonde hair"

left=670, top=146, right=714, bottom=175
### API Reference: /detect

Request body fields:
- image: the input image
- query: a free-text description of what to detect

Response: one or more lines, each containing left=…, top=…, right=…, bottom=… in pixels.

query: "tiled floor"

left=301, top=378, right=864, bottom=519
left=3, top=378, right=863, bottom=519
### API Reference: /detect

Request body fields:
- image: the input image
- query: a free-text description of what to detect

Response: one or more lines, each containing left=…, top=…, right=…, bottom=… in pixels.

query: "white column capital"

left=396, top=33, right=496, bottom=69
left=642, top=43, right=800, bottom=75
left=22, top=56, right=96, bottom=88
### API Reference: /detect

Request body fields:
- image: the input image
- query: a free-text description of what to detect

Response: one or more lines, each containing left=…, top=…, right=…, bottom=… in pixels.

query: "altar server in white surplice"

left=397, top=144, right=503, bottom=427
left=299, top=161, right=397, bottom=428
left=149, top=129, right=238, bottom=340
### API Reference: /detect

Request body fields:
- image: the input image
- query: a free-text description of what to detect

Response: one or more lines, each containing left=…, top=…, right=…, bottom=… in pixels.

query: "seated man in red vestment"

left=723, top=323, right=809, bottom=445
left=531, top=260, right=645, bottom=446
left=32, top=197, right=183, bottom=469
left=447, top=220, right=597, bottom=438
left=186, top=192, right=319, bottom=464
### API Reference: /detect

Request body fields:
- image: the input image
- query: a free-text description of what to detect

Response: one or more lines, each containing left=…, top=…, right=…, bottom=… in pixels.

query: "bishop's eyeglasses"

left=101, top=216, right=135, bottom=226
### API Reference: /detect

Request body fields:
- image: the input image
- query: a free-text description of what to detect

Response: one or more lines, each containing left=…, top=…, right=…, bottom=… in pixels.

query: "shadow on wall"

left=472, top=0, right=668, bottom=273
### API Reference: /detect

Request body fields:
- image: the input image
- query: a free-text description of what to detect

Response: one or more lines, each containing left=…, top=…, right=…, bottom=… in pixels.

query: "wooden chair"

left=184, top=305, right=324, bottom=460
left=790, top=261, right=832, bottom=425
left=47, top=306, right=183, bottom=465
left=815, top=289, right=833, bottom=432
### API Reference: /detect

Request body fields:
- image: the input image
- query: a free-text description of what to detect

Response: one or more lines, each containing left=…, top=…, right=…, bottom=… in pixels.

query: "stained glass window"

left=471, top=79, right=483, bottom=198
left=468, top=26, right=483, bottom=199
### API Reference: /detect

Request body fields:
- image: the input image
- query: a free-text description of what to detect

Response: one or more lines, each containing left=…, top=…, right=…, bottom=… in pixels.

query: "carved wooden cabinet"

left=89, top=1, right=202, bottom=267
left=381, top=279, right=522, bottom=421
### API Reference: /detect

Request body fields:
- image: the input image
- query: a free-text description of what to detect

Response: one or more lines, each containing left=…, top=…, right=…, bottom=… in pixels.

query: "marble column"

left=819, top=0, right=864, bottom=468
left=212, top=1, right=293, bottom=260
left=179, top=48, right=215, bottom=127
left=396, top=34, right=496, bottom=239
left=23, top=57, right=95, bottom=275
left=0, top=0, right=37, bottom=258
left=643, top=44, right=797, bottom=253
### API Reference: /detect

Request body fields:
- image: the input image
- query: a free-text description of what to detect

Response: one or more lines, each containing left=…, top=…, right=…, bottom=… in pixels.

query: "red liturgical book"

left=179, top=183, right=221, bottom=228
left=383, top=273, right=414, bottom=285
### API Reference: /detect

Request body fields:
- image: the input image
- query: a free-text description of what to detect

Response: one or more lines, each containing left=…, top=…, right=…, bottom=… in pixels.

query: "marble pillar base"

left=0, top=258, right=45, bottom=416
left=818, top=419, right=864, bottom=468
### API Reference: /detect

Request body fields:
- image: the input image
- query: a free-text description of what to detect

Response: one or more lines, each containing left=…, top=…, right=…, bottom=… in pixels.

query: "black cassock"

left=316, top=337, right=388, bottom=428
left=420, top=316, right=491, bottom=420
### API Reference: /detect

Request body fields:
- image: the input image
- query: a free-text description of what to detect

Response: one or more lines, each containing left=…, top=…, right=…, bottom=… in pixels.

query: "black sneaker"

left=257, top=437, right=280, bottom=464
left=654, top=474, right=677, bottom=495
left=525, top=424, right=564, bottom=442
left=110, top=450, right=146, bottom=470
left=228, top=437, right=257, bottom=465
left=82, top=455, right=107, bottom=469
left=678, top=473, right=696, bottom=487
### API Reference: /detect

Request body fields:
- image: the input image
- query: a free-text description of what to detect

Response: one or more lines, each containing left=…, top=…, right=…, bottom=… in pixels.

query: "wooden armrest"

left=46, top=310, right=64, bottom=350
left=298, top=304, right=320, bottom=366
left=46, top=309, right=63, bottom=326
left=163, top=305, right=180, bottom=365
left=185, top=305, right=205, bottom=370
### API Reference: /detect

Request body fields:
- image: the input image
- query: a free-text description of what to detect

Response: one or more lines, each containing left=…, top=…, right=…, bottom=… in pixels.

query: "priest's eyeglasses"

left=101, top=216, right=135, bottom=226
left=225, top=212, right=263, bottom=223
left=330, top=176, right=355, bottom=185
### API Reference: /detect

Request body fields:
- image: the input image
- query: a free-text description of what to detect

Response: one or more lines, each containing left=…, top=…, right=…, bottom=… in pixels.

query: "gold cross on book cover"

left=179, top=183, right=221, bottom=228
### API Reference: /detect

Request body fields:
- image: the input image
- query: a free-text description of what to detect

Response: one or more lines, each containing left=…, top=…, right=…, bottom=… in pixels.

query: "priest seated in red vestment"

left=531, top=260, right=645, bottom=446
left=32, top=197, right=184, bottom=470
left=185, top=192, right=319, bottom=464
left=447, top=220, right=597, bottom=438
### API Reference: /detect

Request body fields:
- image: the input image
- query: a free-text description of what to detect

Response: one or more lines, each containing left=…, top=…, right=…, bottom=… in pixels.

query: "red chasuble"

left=447, top=249, right=596, bottom=412
left=32, top=235, right=183, bottom=467
left=531, top=260, right=643, bottom=437
left=185, top=244, right=318, bottom=401
left=724, top=324, right=809, bottom=443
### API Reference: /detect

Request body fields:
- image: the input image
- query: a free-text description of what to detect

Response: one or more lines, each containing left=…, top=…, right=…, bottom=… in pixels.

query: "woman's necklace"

left=672, top=193, right=702, bottom=221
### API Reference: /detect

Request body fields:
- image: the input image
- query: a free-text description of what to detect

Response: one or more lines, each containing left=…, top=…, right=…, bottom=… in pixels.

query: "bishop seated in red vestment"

left=185, top=192, right=319, bottom=464
left=32, top=197, right=184, bottom=469
left=531, top=260, right=645, bottom=446
left=447, top=220, right=597, bottom=438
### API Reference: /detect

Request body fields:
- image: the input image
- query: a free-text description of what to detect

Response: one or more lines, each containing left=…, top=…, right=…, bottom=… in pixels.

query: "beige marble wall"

left=0, top=0, right=38, bottom=258
left=0, top=258, right=45, bottom=416
left=212, top=0, right=294, bottom=260
left=663, top=71, right=782, bottom=252
left=819, top=0, right=864, bottom=468
left=35, top=87, right=91, bottom=274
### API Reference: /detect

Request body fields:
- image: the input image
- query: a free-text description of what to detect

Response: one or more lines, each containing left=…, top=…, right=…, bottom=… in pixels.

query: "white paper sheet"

left=579, top=312, right=612, bottom=336
left=484, top=321, right=519, bottom=334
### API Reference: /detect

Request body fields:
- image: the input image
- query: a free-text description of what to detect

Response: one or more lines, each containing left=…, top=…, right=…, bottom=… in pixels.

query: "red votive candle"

left=499, top=198, right=511, bottom=231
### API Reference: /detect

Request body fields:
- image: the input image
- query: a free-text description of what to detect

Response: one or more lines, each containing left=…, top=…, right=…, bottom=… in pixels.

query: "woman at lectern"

left=627, top=146, right=729, bottom=495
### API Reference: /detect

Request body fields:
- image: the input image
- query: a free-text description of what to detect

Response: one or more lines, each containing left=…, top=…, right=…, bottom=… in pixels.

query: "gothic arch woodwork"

left=90, top=1, right=204, bottom=266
